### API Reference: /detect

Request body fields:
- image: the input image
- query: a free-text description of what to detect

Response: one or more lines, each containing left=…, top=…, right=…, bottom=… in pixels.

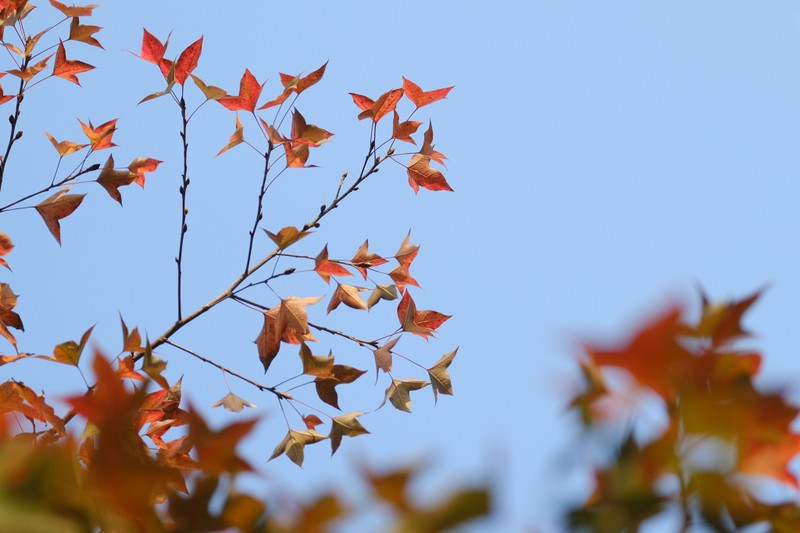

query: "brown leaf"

left=427, top=348, right=457, bottom=403
left=0, top=231, right=13, bottom=270
left=269, top=429, right=328, bottom=467
left=330, top=412, right=369, bottom=455
left=397, top=291, right=451, bottom=340
left=44, top=131, right=87, bottom=157
left=379, top=379, right=430, bottom=413
left=299, top=342, right=334, bottom=379
left=35, top=189, right=85, bottom=245
left=327, top=283, right=368, bottom=313
left=49, top=0, right=96, bottom=17
left=211, top=392, right=256, bottom=412
left=314, top=364, right=367, bottom=409
left=373, top=337, right=399, bottom=382
left=367, top=284, right=398, bottom=309
left=351, top=240, right=388, bottom=279
left=51, top=325, right=94, bottom=366
left=68, top=17, right=103, bottom=49
left=407, top=153, right=452, bottom=193
left=96, top=155, right=137, bottom=204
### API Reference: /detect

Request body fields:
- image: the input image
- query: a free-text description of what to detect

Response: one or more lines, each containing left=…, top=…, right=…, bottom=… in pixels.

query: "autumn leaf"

left=256, top=297, right=322, bottom=373
left=278, top=296, right=323, bottom=341
left=368, top=284, right=398, bottom=309
left=0, top=283, right=22, bottom=352
left=284, top=143, right=313, bottom=168
left=127, top=157, right=161, bottom=187
left=255, top=308, right=280, bottom=373
left=693, top=289, right=762, bottom=347
left=269, top=429, right=328, bottom=467
left=420, top=121, right=447, bottom=165
left=44, top=131, right=87, bottom=156
left=53, top=41, right=94, bottom=85
left=0, top=380, right=64, bottom=434
left=327, top=283, right=368, bottom=313
left=380, top=379, right=430, bottom=413
left=211, top=392, right=256, bottom=413
left=303, top=414, right=323, bottom=430
left=143, top=340, right=169, bottom=389
left=51, top=325, right=94, bottom=366
left=35, top=189, right=85, bottom=245
left=218, top=68, right=262, bottom=112
left=394, top=232, right=419, bottom=269
left=354, top=88, right=403, bottom=122
left=373, top=337, right=399, bottom=380
left=402, top=77, right=454, bottom=108
left=314, top=244, right=351, bottom=283
left=315, top=364, right=367, bottom=409
left=427, top=348, right=457, bottom=403
left=119, top=314, right=142, bottom=353
left=187, top=408, right=255, bottom=475
left=78, top=117, right=116, bottom=150
left=279, top=61, right=327, bottom=94
left=173, top=36, right=202, bottom=85
left=134, top=28, right=167, bottom=64
left=49, top=0, right=96, bottom=17
left=116, top=354, right=145, bottom=381
left=0, top=83, right=14, bottom=106
left=291, top=109, right=332, bottom=147
left=407, top=153, right=453, bottom=193
left=96, top=155, right=137, bottom=204
left=190, top=74, right=226, bottom=100
left=330, top=412, right=369, bottom=455
left=7, top=55, right=51, bottom=81
left=264, top=225, right=310, bottom=249
left=392, top=111, right=422, bottom=144
left=397, top=291, right=451, bottom=339
left=299, top=342, right=334, bottom=379
left=69, top=17, right=102, bottom=49
left=216, top=113, right=244, bottom=156
left=0, top=231, right=12, bottom=270
left=389, top=264, right=420, bottom=293
left=351, top=240, right=388, bottom=279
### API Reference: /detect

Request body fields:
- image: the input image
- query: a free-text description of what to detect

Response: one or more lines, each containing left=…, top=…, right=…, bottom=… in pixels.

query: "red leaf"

left=127, top=157, right=161, bottom=187
left=78, top=117, right=117, bottom=150
left=396, top=292, right=450, bottom=339
left=357, top=88, right=403, bottom=123
left=407, top=154, right=452, bottom=193
left=135, top=28, right=167, bottom=65
left=218, top=68, right=262, bottom=112
left=174, top=36, right=202, bottom=85
left=314, top=245, right=351, bottom=283
left=402, top=77, right=453, bottom=108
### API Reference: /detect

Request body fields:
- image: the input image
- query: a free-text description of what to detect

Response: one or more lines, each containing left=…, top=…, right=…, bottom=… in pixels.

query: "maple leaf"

left=278, top=296, right=323, bottom=341
left=264, top=225, right=310, bottom=249
left=78, top=117, right=116, bottom=150
left=402, top=77, right=454, bottom=108
left=35, top=188, right=85, bottom=245
left=256, top=297, right=322, bottom=373
left=407, top=153, right=452, bottom=193
left=315, top=364, right=367, bottom=409
left=420, top=121, right=447, bottom=165
left=0, top=83, right=14, bottom=106
left=119, top=314, right=142, bottom=353
left=394, top=232, right=419, bottom=269
left=50, top=325, right=94, bottom=365
left=269, top=429, right=328, bottom=467
left=127, top=157, right=161, bottom=187
left=299, top=342, right=334, bottom=379
left=217, top=68, right=262, bottom=112
left=68, top=16, right=102, bottom=49
left=143, top=339, right=169, bottom=389
left=216, top=113, right=244, bottom=156
left=190, top=74, right=226, bottom=100
left=53, top=41, right=94, bottom=85
left=380, top=379, right=430, bottom=413
left=279, top=61, right=328, bottom=94
left=49, top=0, right=96, bottom=17
left=373, top=337, right=399, bottom=380
left=116, top=354, right=145, bottom=381
left=349, top=92, right=374, bottom=111
left=0, top=380, right=64, bottom=434
left=693, top=289, right=762, bottom=347
left=291, top=109, right=333, bottom=147
left=211, top=392, right=256, bottom=412
left=44, top=131, right=87, bottom=156
left=314, top=244, right=351, bottom=283
left=392, top=111, right=422, bottom=144
left=327, top=283, right=368, bottom=313
left=96, top=155, right=137, bottom=204
left=284, top=142, right=314, bottom=168
left=427, top=348, right=457, bottom=403
left=351, top=240, right=388, bottom=279
left=173, top=36, right=202, bottom=85
left=368, top=284, right=398, bottom=309
left=0, top=231, right=12, bottom=270
left=187, top=408, right=255, bottom=475
left=0, top=283, right=22, bottom=352
left=330, top=412, right=369, bottom=455
left=389, top=264, right=420, bottom=293
left=396, top=291, right=451, bottom=339
left=303, top=414, right=323, bottom=430
left=353, top=88, right=403, bottom=122
left=7, top=55, right=51, bottom=81
left=135, top=28, right=168, bottom=64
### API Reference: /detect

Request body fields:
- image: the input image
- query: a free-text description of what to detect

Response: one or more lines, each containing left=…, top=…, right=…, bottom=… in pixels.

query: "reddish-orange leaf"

left=0, top=231, right=12, bottom=270
left=357, top=88, right=403, bottom=123
left=351, top=240, right=387, bottom=279
left=0, top=84, right=13, bottom=106
left=69, top=17, right=102, bottom=49
left=96, top=155, right=136, bottom=204
left=217, top=68, right=262, bottom=112
left=187, top=408, right=256, bottom=475
left=34, top=189, right=85, bottom=245
left=174, top=36, right=202, bottom=85
left=694, top=290, right=762, bottom=347
left=284, top=143, right=312, bottom=168
left=291, top=109, right=333, bottom=147
left=127, top=157, right=161, bottom=187
left=0, top=380, right=63, bottom=433
left=7, top=55, right=51, bottom=81
left=119, top=314, right=142, bottom=353
left=279, top=61, right=328, bottom=94
left=303, top=414, right=323, bottom=430
left=44, top=131, right=87, bottom=156
left=258, top=89, right=291, bottom=110
left=135, top=28, right=168, bottom=64
left=116, top=355, right=145, bottom=381
left=396, top=291, right=450, bottom=340
left=394, top=232, right=419, bottom=269
left=388, top=264, right=420, bottom=293
left=314, top=244, right=351, bottom=283
left=53, top=41, right=94, bottom=85
left=255, top=307, right=281, bottom=373
left=407, top=153, right=452, bottom=193
left=420, top=122, right=447, bottom=165
left=49, top=0, right=96, bottom=17
left=402, top=77, right=453, bottom=108
left=216, top=113, right=244, bottom=156
left=349, top=92, right=374, bottom=112
left=78, top=117, right=116, bottom=150
left=392, top=111, right=422, bottom=144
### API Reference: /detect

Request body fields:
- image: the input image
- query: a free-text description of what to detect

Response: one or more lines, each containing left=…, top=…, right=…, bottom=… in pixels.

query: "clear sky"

left=3, top=1, right=800, bottom=531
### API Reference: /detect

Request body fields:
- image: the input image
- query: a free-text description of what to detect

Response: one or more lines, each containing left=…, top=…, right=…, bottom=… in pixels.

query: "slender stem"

left=0, top=55, right=28, bottom=192
left=309, top=322, right=378, bottom=348
left=176, top=92, right=190, bottom=320
left=0, top=163, right=100, bottom=212
left=245, top=142, right=273, bottom=273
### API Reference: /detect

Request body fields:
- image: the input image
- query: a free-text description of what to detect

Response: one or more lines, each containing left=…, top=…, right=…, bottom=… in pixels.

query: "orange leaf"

left=327, top=283, right=368, bottom=313
left=255, top=307, right=281, bottom=373
left=53, top=41, right=93, bottom=85
left=78, top=117, right=117, bottom=150
left=218, top=68, right=262, bottom=112
left=264, top=225, right=310, bottom=250
left=0, top=84, right=14, bottom=106
left=284, top=143, right=312, bottom=168
left=216, top=113, right=244, bottom=156
left=96, top=155, right=136, bottom=204
left=34, top=189, right=85, bottom=245
left=392, top=111, right=422, bottom=144
left=7, top=55, right=52, bottom=81
left=44, top=131, right=87, bottom=156
left=127, top=157, right=161, bottom=187
left=402, top=77, right=453, bottom=108
left=174, top=36, right=202, bottom=85
left=407, top=153, right=452, bottom=193
left=68, top=17, right=103, bottom=49
left=394, top=232, right=419, bottom=269
left=351, top=240, right=387, bottom=279
left=396, top=291, right=450, bottom=340
left=0, top=231, right=12, bottom=270
left=279, top=61, right=327, bottom=94
left=135, top=28, right=168, bottom=64
left=388, top=264, right=420, bottom=293
left=303, top=414, right=323, bottom=430
left=314, top=244, right=351, bottom=283
left=291, top=109, right=332, bottom=147
left=357, top=88, right=403, bottom=123
left=49, top=0, right=96, bottom=17
left=349, top=92, right=374, bottom=112
left=420, top=121, right=447, bottom=165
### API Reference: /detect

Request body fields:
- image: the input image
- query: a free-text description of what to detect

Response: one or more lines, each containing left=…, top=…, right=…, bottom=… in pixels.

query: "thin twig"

left=176, top=92, right=190, bottom=320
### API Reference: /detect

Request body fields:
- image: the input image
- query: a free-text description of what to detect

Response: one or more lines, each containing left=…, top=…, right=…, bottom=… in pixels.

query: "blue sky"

left=3, top=1, right=800, bottom=531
